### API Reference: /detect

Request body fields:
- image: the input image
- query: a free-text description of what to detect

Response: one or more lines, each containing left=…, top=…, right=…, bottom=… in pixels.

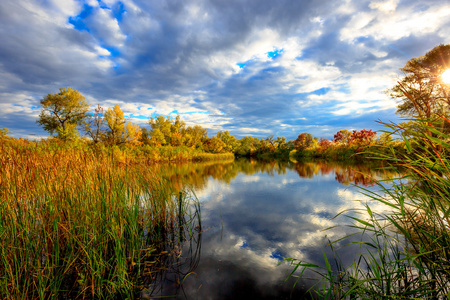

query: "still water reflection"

left=147, top=159, right=394, bottom=299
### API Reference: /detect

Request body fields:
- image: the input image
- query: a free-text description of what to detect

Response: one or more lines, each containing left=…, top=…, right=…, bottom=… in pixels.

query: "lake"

left=143, top=158, right=394, bottom=299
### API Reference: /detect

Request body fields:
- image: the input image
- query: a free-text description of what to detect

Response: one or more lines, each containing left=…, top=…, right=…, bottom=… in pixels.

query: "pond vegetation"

left=0, top=141, right=201, bottom=299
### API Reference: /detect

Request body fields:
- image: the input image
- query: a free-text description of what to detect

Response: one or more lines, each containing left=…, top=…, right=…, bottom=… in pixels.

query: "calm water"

left=145, top=159, right=393, bottom=299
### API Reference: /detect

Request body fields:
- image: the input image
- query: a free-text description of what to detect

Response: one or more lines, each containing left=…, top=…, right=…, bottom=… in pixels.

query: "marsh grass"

left=0, top=140, right=201, bottom=299
left=286, top=115, right=450, bottom=299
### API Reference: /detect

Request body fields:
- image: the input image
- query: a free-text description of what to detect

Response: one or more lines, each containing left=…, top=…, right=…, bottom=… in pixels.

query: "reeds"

left=286, top=116, right=450, bottom=299
left=0, top=140, right=201, bottom=299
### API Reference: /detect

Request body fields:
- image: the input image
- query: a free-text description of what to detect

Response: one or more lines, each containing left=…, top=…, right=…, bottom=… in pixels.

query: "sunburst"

left=442, top=69, right=450, bottom=84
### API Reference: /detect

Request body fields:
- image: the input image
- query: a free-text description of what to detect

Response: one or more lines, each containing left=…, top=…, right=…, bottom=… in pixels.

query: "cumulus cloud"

left=0, top=0, right=449, bottom=139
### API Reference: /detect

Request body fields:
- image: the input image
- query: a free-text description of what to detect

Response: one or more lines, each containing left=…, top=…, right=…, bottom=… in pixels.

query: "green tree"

left=264, top=135, right=277, bottom=153
left=389, top=44, right=450, bottom=125
left=172, top=115, right=186, bottom=134
left=275, top=136, right=287, bottom=148
left=275, top=136, right=293, bottom=156
left=149, top=128, right=166, bottom=146
left=37, top=87, right=89, bottom=140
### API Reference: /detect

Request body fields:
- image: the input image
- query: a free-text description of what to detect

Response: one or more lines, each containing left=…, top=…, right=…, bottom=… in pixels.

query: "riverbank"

left=1, top=137, right=234, bottom=163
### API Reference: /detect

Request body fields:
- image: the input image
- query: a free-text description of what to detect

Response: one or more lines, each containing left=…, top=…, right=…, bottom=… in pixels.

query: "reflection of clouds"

left=181, top=229, right=306, bottom=298
left=193, top=173, right=364, bottom=282
left=240, top=175, right=262, bottom=183
left=281, top=178, right=299, bottom=185
left=337, top=187, right=366, bottom=201
left=193, top=178, right=231, bottom=203
left=158, top=160, right=395, bottom=298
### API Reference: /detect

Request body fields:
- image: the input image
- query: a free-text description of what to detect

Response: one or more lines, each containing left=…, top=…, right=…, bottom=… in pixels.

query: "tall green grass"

left=0, top=141, right=201, bottom=299
left=286, top=116, right=450, bottom=299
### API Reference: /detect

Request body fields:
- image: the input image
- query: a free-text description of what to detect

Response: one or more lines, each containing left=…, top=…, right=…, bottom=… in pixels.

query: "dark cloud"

left=0, top=110, right=46, bottom=138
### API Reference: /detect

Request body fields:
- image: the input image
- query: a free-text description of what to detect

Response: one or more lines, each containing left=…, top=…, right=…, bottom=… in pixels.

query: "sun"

left=442, top=69, right=450, bottom=84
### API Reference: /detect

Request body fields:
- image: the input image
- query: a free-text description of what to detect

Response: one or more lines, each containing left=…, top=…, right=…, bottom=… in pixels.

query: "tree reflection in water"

left=292, top=160, right=393, bottom=187
left=150, top=158, right=394, bottom=192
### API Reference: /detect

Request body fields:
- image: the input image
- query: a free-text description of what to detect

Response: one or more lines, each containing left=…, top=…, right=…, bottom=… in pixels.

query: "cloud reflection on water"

left=151, top=159, right=395, bottom=299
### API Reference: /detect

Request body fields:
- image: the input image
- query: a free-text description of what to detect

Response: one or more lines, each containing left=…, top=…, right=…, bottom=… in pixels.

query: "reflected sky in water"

left=149, top=159, right=394, bottom=299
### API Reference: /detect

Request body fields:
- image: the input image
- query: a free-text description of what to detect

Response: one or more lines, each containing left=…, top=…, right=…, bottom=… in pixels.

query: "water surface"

left=146, top=159, right=393, bottom=299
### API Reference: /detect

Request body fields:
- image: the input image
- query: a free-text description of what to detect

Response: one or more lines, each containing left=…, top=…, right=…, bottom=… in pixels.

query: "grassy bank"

left=0, top=140, right=201, bottom=299
left=1, top=138, right=234, bottom=164
left=291, top=140, right=406, bottom=162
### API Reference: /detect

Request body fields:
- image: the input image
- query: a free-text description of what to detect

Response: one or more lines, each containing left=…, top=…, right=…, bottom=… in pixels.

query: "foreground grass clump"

left=286, top=117, right=450, bottom=299
left=0, top=140, right=201, bottom=299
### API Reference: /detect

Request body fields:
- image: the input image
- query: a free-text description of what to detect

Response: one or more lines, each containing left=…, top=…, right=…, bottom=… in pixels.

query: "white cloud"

left=369, top=0, right=399, bottom=14
left=94, top=45, right=111, bottom=56
left=0, top=103, right=38, bottom=116
left=86, top=7, right=127, bottom=47
left=341, top=3, right=450, bottom=42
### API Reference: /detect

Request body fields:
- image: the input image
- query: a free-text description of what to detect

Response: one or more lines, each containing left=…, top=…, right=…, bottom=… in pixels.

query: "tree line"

left=3, top=85, right=378, bottom=158
left=2, top=44, right=449, bottom=160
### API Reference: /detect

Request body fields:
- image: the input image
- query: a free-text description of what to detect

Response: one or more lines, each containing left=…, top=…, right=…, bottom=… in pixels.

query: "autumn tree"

left=204, top=136, right=227, bottom=153
left=318, top=137, right=332, bottom=148
left=334, top=129, right=351, bottom=145
left=84, top=104, right=106, bottom=143
left=376, top=132, right=393, bottom=144
left=263, top=135, right=277, bottom=153
left=216, top=130, right=238, bottom=152
left=389, top=44, right=450, bottom=128
left=294, top=132, right=313, bottom=150
left=183, top=125, right=208, bottom=148
left=37, top=87, right=89, bottom=140
left=349, top=129, right=377, bottom=146
left=139, top=127, right=151, bottom=145
left=236, top=136, right=260, bottom=156
left=0, top=128, right=10, bottom=140
left=104, top=104, right=141, bottom=145
left=334, top=129, right=376, bottom=146
left=148, top=115, right=183, bottom=146
left=147, top=114, right=209, bottom=148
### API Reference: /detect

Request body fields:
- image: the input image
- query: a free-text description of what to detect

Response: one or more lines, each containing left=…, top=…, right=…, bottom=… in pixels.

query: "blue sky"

left=0, top=0, right=449, bottom=140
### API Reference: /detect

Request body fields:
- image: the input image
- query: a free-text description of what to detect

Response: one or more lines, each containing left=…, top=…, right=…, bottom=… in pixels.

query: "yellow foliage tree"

left=0, top=128, right=10, bottom=140
left=104, top=104, right=141, bottom=145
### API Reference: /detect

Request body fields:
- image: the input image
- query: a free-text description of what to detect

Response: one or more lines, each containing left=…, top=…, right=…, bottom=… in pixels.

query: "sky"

left=0, top=0, right=449, bottom=140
